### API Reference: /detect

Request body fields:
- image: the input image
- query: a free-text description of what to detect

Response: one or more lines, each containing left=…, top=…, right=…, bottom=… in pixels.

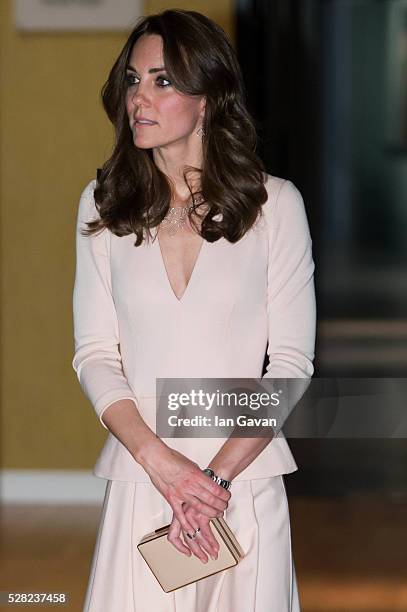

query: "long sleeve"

left=263, top=179, right=316, bottom=380
left=71, top=180, right=138, bottom=429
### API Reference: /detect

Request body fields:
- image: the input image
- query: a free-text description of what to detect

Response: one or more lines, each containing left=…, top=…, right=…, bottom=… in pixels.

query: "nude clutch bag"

left=137, top=517, right=245, bottom=592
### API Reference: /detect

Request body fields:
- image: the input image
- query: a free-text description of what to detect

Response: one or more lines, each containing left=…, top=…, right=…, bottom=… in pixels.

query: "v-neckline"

left=155, top=230, right=207, bottom=304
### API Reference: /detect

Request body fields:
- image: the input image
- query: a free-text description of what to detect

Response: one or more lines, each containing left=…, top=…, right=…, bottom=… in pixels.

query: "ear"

left=199, top=96, right=206, bottom=118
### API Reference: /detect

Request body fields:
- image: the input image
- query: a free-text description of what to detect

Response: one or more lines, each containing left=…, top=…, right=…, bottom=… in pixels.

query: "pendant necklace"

left=161, top=195, right=204, bottom=237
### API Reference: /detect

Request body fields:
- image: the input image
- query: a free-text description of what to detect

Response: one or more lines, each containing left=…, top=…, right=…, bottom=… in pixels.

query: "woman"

left=72, top=9, right=316, bottom=611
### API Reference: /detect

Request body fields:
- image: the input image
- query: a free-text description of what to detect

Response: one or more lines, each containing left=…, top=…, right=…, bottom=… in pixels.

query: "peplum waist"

left=93, top=396, right=298, bottom=482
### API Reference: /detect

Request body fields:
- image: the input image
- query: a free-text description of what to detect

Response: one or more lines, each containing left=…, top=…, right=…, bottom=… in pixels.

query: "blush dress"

left=72, top=174, right=316, bottom=611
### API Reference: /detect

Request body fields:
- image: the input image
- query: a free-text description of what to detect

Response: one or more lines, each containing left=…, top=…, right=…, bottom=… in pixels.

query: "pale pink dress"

left=72, top=174, right=316, bottom=610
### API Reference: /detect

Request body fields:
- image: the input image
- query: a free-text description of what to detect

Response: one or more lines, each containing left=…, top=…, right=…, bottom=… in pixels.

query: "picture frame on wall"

left=14, top=0, right=144, bottom=32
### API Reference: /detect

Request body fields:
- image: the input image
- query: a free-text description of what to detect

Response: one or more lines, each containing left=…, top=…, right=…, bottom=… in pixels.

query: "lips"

left=134, top=118, right=158, bottom=127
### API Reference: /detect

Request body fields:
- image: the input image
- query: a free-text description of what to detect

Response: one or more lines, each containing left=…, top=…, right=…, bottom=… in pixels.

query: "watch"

left=202, top=468, right=232, bottom=491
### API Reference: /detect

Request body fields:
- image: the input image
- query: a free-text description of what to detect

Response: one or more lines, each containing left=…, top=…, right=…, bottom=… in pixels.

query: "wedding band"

left=186, top=527, right=201, bottom=539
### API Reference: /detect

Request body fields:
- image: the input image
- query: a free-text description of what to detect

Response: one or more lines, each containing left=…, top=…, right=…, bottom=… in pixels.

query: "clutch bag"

left=137, top=517, right=245, bottom=592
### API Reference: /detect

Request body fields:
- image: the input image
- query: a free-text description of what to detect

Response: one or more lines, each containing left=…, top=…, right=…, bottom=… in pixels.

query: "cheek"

left=159, top=96, right=200, bottom=128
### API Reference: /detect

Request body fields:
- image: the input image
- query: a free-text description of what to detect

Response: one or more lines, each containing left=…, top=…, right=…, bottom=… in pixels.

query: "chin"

left=132, top=134, right=155, bottom=149
left=133, top=140, right=153, bottom=150
left=133, top=136, right=172, bottom=150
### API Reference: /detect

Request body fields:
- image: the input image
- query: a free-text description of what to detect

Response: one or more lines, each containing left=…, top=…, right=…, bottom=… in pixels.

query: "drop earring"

left=196, top=126, right=205, bottom=137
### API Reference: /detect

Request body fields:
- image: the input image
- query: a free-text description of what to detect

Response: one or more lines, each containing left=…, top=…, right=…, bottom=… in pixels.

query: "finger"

left=172, top=500, right=196, bottom=535
left=178, top=511, right=209, bottom=563
left=186, top=511, right=220, bottom=559
left=192, top=486, right=229, bottom=512
left=182, top=530, right=209, bottom=564
left=200, top=521, right=220, bottom=558
left=183, top=493, right=225, bottom=519
left=199, top=475, right=232, bottom=502
left=167, top=517, right=192, bottom=556
left=192, top=528, right=217, bottom=560
left=194, top=479, right=232, bottom=510
left=183, top=508, right=219, bottom=559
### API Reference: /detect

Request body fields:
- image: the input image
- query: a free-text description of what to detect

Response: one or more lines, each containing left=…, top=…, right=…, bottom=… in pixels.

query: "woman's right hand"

left=137, top=440, right=231, bottom=536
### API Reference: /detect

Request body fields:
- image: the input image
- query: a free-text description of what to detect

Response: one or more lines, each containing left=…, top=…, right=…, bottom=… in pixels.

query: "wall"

left=0, top=0, right=234, bottom=468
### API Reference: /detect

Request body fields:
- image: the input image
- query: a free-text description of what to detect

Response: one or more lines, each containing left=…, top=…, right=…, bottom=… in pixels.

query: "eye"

left=124, top=72, right=171, bottom=89
left=156, top=75, right=171, bottom=87
left=125, top=73, right=139, bottom=87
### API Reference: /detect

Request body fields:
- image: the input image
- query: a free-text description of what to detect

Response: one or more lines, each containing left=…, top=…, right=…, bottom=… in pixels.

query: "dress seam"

left=84, top=480, right=111, bottom=611
left=280, top=475, right=295, bottom=611
left=249, top=479, right=260, bottom=612
left=130, top=482, right=137, bottom=611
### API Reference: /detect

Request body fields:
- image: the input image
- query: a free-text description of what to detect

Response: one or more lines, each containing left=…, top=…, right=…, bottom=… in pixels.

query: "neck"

left=152, top=137, right=203, bottom=201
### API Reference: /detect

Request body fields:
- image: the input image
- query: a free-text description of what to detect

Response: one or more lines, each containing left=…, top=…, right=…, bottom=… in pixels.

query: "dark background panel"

left=238, top=0, right=407, bottom=495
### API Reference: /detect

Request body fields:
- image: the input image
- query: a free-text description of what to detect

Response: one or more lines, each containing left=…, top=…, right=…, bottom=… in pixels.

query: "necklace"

left=161, top=195, right=204, bottom=237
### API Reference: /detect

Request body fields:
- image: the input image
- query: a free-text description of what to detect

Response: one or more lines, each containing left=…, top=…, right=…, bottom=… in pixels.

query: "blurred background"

left=1, top=0, right=406, bottom=610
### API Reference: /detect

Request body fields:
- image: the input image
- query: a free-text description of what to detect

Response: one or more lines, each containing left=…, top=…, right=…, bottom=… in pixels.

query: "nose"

left=130, top=84, right=151, bottom=108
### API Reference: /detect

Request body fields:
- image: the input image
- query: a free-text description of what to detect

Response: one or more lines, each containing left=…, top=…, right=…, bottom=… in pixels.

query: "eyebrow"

left=126, top=64, right=166, bottom=74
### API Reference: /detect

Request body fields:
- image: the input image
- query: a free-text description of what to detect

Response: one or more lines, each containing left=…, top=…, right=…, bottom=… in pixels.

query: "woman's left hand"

left=167, top=502, right=222, bottom=563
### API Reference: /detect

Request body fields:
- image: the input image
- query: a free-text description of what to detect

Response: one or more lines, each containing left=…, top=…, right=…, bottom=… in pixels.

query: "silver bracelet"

left=202, top=468, right=232, bottom=490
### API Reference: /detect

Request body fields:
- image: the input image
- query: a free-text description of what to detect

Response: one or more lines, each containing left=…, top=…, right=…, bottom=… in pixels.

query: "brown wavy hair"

left=84, top=9, right=268, bottom=246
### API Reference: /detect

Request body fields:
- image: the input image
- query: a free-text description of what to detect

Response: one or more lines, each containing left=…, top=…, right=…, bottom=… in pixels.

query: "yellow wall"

left=0, top=0, right=234, bottom=469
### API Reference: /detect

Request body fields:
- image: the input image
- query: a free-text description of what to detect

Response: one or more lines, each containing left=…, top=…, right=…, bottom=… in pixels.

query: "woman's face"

left=125, top=34, right=205, bottom=151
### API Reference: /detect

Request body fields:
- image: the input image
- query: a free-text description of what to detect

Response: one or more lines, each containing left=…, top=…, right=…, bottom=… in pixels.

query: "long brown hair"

left=84, top=9, right=268, bottom=246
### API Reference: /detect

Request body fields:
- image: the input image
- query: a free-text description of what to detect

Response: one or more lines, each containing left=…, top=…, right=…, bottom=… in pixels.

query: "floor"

left=1, top=494, right=406, bottom=612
